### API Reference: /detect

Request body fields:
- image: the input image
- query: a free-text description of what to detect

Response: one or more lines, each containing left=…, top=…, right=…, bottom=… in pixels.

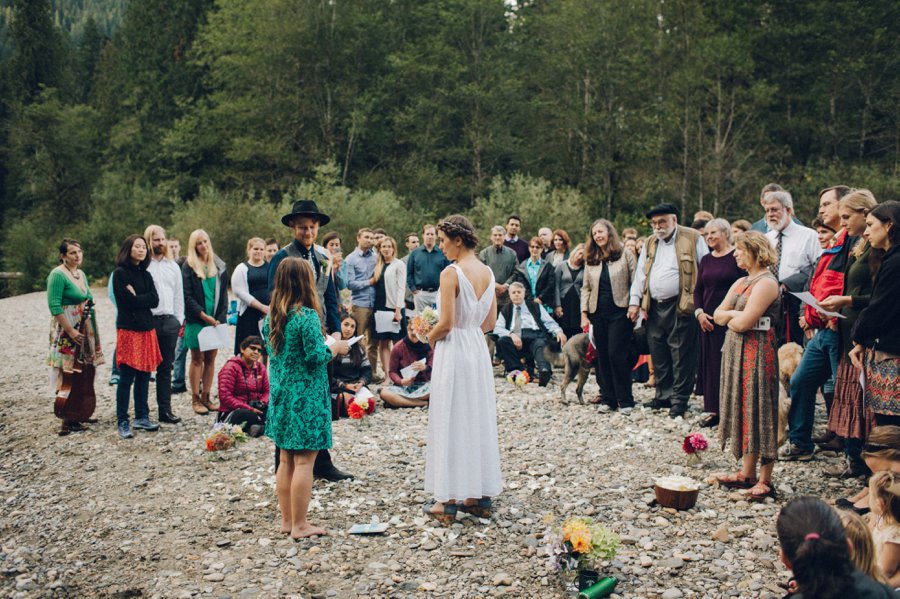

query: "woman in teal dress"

left=264, top=257, right=349, bottom=539
left=181, top=229, right=228, bottom=414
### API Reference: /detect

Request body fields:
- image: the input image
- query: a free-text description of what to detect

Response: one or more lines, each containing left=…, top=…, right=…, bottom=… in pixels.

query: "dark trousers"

left=778, top=292, right=804, bottom=347
left=117, top=364, right=150, bottom=423
left=172, top=335, right=187, bottom=389
left=219, top=408, right=265, bottom=430
left=496, top=330, right=550, bottom=374
left=591, top=313, right=634, bottom=408
left=647, top=299, right=699, bottom=410
left=153, top=315, right=180, bottom=416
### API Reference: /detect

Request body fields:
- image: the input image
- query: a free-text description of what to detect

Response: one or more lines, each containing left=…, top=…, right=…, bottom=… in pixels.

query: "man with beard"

left=762, top=190, right=821, bottom=346
left=268, top=200, right=353, bottom=482
left=628, top=203, right=709, bottom=419
left=144, top=225, right=184, bottom=424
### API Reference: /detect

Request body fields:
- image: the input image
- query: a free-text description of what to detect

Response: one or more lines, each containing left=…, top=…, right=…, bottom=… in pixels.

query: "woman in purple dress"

left=693, top=219, right=745, bottom=427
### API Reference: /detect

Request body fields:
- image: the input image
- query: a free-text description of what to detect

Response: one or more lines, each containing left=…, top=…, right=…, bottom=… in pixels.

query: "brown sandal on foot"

left=714, top=471, right=757, bottom=489
left=745, top=480, right=777, bottom=502
left=422, top=501, right=458, bottom=526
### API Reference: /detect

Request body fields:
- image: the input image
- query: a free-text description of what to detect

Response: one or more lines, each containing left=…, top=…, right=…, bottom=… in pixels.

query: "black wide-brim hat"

left=281, top=200, right=331, bottom=227
left=645, top=203, right=679, bottom=219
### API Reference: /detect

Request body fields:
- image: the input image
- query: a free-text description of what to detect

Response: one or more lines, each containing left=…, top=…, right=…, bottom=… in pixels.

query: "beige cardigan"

left=580, top=250, right=636, bottom=314
left=383, top=259, right=407, bottom=310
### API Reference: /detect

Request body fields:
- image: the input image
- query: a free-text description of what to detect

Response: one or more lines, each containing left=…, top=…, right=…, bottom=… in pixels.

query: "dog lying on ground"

left=777, top=342, right=803, bottom=448
left=544, top=332, right=593, bottom=404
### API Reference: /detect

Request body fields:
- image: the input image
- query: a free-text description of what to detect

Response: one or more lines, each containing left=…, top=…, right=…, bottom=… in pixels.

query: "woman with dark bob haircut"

left=776, top=496, right=895, bottom=598
left=112, top=234, right=163, bottom=439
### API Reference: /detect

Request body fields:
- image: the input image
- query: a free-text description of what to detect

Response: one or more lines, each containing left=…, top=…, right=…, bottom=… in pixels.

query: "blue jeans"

left=117, top=364, right=150, bottom=423
left=788, top=328, right=839, bottom=451
left=172, top=335, right=187, bottom=389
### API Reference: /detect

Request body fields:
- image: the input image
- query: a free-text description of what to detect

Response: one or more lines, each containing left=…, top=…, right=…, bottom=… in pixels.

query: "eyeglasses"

left=529, top=245, right=542, bottom=249
left=864, top=443, right=891, bottom=453
left=246, top=346, right=262, bottom=353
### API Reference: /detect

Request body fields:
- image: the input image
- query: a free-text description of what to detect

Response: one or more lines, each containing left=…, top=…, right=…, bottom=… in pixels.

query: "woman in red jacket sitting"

left=217, top=336, right=269, bottom=436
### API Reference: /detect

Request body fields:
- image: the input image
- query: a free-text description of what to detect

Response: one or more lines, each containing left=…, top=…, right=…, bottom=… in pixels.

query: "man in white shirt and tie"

left=144, top=225, right=185, bottom=424
left=762, top=190, right=822, bottom=345
left=628, top=203, right=708, bottom=418
left=494, top=282, right=567, bottom=387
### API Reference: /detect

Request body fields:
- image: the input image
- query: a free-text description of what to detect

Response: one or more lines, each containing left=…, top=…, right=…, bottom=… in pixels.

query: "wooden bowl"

left=654, top=485, right=699, bottom=510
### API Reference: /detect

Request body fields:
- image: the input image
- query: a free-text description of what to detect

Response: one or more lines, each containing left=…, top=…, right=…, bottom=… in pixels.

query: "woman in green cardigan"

left=46, top=238, right=105, bottom=435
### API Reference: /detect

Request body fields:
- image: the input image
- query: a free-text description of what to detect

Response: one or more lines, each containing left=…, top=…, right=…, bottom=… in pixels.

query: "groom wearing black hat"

left=268, top=199, right=353, bottom=481
left=627, top=203, right=709, bottom=419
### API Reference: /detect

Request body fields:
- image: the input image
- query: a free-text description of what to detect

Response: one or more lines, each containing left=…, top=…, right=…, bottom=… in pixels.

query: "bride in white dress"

left=424, top=215, right=502, bottom=525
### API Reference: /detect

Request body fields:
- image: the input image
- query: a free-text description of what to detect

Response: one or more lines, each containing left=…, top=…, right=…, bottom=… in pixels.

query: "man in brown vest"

left=628, top=203, right=709, bottom=418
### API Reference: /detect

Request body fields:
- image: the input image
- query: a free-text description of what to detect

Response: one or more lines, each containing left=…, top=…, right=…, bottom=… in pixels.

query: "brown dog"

left=544, top=332, right=593, bottom=404
left=777, top=342, right=803, bottom=448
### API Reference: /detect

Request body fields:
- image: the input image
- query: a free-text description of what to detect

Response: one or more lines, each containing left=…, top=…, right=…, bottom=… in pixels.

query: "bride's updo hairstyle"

left=437, top=215, right=479, bottom=249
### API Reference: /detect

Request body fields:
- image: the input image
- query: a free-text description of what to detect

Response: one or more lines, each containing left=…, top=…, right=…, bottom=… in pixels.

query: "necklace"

left=64, top=264, right=82, bottom=280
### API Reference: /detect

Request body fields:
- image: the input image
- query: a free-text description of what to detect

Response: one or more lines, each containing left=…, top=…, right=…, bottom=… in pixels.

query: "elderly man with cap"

left=628, top=203, right=709, bottom=418
left=268, top=199, right=352, bottom=481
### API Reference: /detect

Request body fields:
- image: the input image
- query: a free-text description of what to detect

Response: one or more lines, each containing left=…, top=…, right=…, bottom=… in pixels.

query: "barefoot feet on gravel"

left=291, top=524, right=327, bottom=539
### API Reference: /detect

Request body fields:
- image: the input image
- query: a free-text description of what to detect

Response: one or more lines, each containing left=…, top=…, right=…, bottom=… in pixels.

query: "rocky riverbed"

left=1, top=290, right=858, bottom=598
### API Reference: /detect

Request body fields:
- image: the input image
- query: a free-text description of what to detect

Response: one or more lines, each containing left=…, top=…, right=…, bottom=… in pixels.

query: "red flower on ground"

left=347, top=402, right=365, bottom=419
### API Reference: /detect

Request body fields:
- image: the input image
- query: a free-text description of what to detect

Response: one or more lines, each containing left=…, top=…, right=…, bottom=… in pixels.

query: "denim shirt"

left=345, top=248, right=376, bottom=308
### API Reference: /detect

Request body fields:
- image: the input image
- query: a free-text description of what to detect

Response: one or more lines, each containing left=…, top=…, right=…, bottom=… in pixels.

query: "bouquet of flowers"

left=543, top=515, right=620, bottom=574
left=682, top=432, right=708, bottom=466
left=204, top=422, right=249, bottom=452
left=347, top=387, right=376, bottom=424
left=506, top=369, right=531, bottom=389
left=410, top=307, right=439, bottom=343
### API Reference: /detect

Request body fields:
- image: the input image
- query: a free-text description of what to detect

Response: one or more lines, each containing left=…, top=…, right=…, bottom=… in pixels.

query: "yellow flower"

left=562, top=519, right=588, bottom=541
left=569, top=528, right=592, bottom=554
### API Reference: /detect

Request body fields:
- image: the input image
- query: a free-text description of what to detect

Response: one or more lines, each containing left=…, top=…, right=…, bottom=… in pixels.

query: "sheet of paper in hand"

left=399, top=358, right=427, bottom=381
left=374, top=310, right=401, bottom=333
left=198, top=324, right=230, bottom=352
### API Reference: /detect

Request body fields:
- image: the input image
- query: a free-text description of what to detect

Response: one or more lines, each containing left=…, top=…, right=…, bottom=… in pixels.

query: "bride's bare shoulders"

left=456, top=258, right=492, bottom=297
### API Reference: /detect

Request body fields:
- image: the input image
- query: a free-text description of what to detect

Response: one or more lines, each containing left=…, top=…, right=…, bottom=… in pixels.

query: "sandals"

left=714, top=472, right=757, bottom=489
left=835, top=497, right=870, bottom=515
left=422, top=500, right=458, bottom=526
left=745, top=480, right=777, bottom=502
left=459, top=498, right=492, bottom=519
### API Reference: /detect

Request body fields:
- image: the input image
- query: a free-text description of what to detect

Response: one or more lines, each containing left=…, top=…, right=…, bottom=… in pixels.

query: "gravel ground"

left=0, top=290, right=861, bottom=598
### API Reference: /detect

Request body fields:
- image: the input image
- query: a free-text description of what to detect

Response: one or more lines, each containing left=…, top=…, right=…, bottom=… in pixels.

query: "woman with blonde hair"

left=231, top=237, right=271, bottom=355
left=820, top=189, right=879, bottom=479
left=713, top=231, right=781, bottom=501
left=181, top=229, right=229, bottom=414
left=371, top=236, right=407, bottom=376
left=264, top=258, right=349, bottom=538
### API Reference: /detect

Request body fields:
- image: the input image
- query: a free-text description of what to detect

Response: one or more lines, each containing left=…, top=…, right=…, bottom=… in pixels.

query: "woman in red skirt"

left=112, top=235, right=163, bottom=439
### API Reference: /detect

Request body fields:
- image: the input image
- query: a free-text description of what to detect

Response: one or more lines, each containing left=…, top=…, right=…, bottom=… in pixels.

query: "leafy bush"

left=1, top=218, right=60, bottom=294
left=168, top=187, right=284, bottom=274
left=469, top=174, right=596, bottom=247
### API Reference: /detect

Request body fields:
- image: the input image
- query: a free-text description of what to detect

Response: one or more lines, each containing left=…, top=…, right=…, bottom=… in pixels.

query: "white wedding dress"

left=425, top=264, right=503, bottom=502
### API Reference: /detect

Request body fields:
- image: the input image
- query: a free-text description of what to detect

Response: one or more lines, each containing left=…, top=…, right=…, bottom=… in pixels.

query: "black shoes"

left=314, top=464, right=354, bottom=482
left=171, top=385, right=187, bottom=394
left=646, top=398, right=671, bottom=410
left=669, top=407, right=687, bottom=419
left=159, top=411, right=182, bottom=424
left=538, top=369, right=552, bottom=387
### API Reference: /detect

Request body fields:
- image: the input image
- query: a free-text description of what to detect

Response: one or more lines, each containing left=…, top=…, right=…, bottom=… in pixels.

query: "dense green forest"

left=0, top=0, right=897, bottom=295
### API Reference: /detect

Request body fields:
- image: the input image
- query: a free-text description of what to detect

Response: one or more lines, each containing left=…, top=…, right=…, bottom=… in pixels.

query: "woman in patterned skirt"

left=713, top=231, right=781, bottom=502
left=46, top=238, right=105, bottom=435
left=850, top=202, right=900, bottom=426
left=264, top=258, right=349, bottom=539
left=819, top=189, right=879, bottom=479
left=112, top=235, right=163, bottom=439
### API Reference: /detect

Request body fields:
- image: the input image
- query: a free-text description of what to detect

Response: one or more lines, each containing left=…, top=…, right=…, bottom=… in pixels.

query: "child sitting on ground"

left=868, top=471, right=900, bottom=588
left=776, top=496, right=895, bottom=598
left=380, top=319, right=433, bottom=408
left=840, top=509, right=887, bottom=584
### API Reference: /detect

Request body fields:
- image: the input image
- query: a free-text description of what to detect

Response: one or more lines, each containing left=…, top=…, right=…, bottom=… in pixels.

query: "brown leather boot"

left=192, top=393, right=208, bottom=415
left=201, top=391, right=219, bottom=412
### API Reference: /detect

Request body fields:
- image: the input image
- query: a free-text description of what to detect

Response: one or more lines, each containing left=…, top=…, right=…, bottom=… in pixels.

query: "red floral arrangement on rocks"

left=682, top=432, right=708, bottom=455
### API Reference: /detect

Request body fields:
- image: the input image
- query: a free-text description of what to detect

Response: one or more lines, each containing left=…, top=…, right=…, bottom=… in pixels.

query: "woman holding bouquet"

left=264, top=258, right=349, bottom=539
left=424, top=215, right=501, bottom=524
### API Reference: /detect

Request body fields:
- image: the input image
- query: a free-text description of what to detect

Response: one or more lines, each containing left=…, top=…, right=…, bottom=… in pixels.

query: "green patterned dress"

left=263, top=307, right=332, bottom=451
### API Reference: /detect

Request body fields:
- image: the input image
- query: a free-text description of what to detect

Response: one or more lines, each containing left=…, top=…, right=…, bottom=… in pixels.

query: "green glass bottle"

left=578, top=576, right=618, bottom=599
